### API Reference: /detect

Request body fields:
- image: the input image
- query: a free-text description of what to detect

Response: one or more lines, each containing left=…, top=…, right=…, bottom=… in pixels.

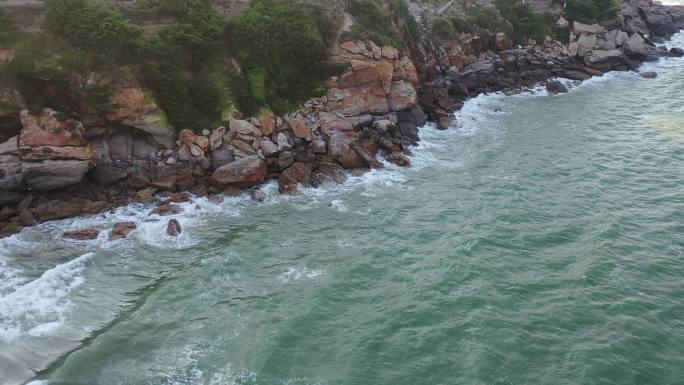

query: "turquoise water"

left=2, top=37, right=684, bottom=385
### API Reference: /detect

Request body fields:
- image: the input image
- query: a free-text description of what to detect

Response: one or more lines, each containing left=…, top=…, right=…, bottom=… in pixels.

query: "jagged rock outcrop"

left=19, top=109, right=94, bottom=191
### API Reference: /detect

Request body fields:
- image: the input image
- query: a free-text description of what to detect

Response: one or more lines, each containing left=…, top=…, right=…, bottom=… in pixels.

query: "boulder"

left=259, top=138, right=279, bottom=157
left=209, top=127, right=225, bottom=150
left=288, top=115, right=313, bottom=141
left=211, top=148, right=234, bottom=169
left=258, top=108, right=276, bottom=136
left=23, top=160, right=91, bottom=191
left=546, top=80, right=568, bottom=94
left=573, top=21, right=604, bottom=35
left=18, top=208, right=36, bottom=226
left=576, top=34, right=597, bottom=58
left=312, top=160, right=347, bottom=187
left=33, top=199, right=107, bottom=221
left=166, top=219, right=181, bottom=236
left=229, top=119, right=261, bottom=137
left=178, top=129, right=197, bottom=146
left=278, top=162, right=313, bottom=193
left=151, top=203, right=182, bottom=216
left=639, top=71, right=658, bottom=78
left=622, top=33, right=659, bottom=59
left=64, top=228, right=100, bottom=240
left=211, top=155, right=267, bottom=187
left=583, top=49, right=626, bottom=68
left=90, top=164, right=129, bottom=186
left=109, top=222, right=136, bottom=240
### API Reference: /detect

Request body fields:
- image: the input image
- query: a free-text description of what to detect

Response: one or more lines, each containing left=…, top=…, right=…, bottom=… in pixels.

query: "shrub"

left=229, top=0, right=334, bottom=114
left=564, top=0, right=620, bottom=24
left=451, top=14, right=474, bottom=34
left=43, top=0, right=142, bottom=59
left=432, top=17, right=455, bottom=39
left=0, top=7, right=18, bottom=47
left=495, top=0, right=555, bottom=44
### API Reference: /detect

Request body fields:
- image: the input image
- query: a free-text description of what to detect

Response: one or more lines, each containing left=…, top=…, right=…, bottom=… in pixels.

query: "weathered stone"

left=178, top=128, right=197, bottom=147
left=135, top=186, right=157, bottom=202
left=288, top=116, right=313, bottom=141
left=258, top=108, right=276, bottom=136
left=18, top=208, right=35, bottom=226
left=259, top=138, right=279, bottom=157
left=312, top=139, right=327, bottom=154
left=279, top=162, right=313, bottom=193
left=640, top=71, right=658, bottom=78
left=573, top=21, right=604, bottom=35
left=211, top=155, right=267, bottom=187
left=23, top=160, right=91, bottom=191
left=166, top=218, right=181, bottom=236
left=90, top=165, right=129, bottom=186
left=576, top=34, right=597, bottom=57
left=64, top=228, right=100, bottom=240
left=278, top=151, right=295, bottom=170
left=151, top=203, right=182, bottom=216
left=150, top=175, right=178, bottom=191
left=584, top=49, right=626, bottom=68
left=209, top=127, right=225, bottom=150
left=387, top=152, right=411, bottom=167
left=211, top=148, right=234, bottom=169
left=229, top=119, right=261, bottom=137
left=109, top=221, right=136, bottom=240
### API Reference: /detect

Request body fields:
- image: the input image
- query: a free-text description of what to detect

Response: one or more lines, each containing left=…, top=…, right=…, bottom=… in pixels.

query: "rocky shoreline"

left=1, top=0, right=683, bottom=239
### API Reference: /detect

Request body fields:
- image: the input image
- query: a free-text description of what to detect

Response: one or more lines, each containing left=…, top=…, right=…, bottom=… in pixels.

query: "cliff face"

left=0, top=0, right=683, bottom=237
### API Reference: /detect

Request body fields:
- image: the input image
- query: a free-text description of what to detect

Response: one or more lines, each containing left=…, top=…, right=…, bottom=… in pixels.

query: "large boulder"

left=584, top=49, right=627, bottom=69
left=622, top=33, right=662, bottom=60
left=576, top=34, right=597, bottom=58
left=211, top=155, right=267, bottom=187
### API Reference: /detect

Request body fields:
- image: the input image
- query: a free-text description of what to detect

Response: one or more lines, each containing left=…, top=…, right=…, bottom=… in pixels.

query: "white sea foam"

left=278, top=267, right=323, bottom=283
left=0, top=252, right=93, bottom=342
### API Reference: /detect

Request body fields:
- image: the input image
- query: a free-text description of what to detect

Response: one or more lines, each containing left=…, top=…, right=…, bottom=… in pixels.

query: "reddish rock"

left=288, top=116, right=312, bottom=141
left=388, top=81, right=417, bottom=111
left=151, top=203, right=182, bottom=216
left=259, top=108, right=276, bottom=136
left=178, top=129, right=197, bottom=146
left=158, top=192, right=192, bottom=205
left=279, top=162, right=313, bottom=193
left=109, top=222, right=136, bottom=240
left=211, top=155, right=267, bottom=187
left=64, top=228, right=100, bottom=240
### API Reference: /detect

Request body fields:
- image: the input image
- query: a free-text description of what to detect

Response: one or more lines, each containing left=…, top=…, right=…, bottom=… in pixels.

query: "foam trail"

left=0, top=252, right=93, bottom=342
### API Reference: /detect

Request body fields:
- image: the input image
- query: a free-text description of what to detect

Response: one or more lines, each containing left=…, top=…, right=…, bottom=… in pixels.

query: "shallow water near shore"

left=2, top=34, right=684, bottom=385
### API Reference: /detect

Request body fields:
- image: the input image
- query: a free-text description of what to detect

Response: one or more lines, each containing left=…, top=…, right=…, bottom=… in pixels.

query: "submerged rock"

left=166, top=218, right=181, bottom=236
left=546, top=80, right=569, bottom=94
left=109, top=222, right=136, bottom=240
left=64, top=228, right=100, bottom=240
left=639, top=71, right=658, bottom=79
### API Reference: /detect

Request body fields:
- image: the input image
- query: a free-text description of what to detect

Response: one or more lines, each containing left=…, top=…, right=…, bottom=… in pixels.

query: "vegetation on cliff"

left=344, top=0, right=421, bottom=53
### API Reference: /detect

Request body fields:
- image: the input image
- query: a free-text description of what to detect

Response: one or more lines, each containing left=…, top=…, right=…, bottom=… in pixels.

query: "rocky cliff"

left=0, top=0, right=683, bottom=237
